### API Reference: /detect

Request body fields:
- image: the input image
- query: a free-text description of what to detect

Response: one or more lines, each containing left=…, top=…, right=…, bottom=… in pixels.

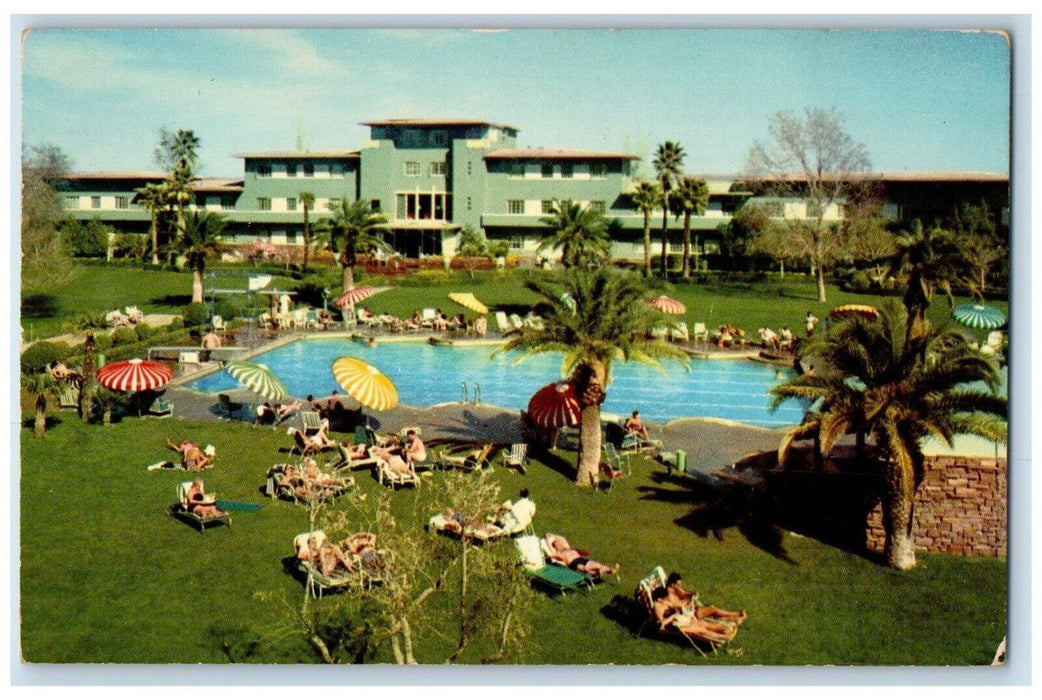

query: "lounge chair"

left=376, top=458, right=420, bottom=489
left=437, top=443, right=494, bottom=472
left=169, top=481, right=231, bottom=532
left=669, top=321, right=690, bottom=343
left=211, top=315, right=226, bottom=332
left=508, top=313, right=525, bottom=331
left=634, top=566, right=732, bottom=655
left=539, top=537, right=604, bottom=584
left=523, top=314, right=545, bottom=330
left=266, top=463, right=354, bottom=502
left=420, top=308, right=437, bottom=330
left=148, top=396, right=173, bottom=417
left=428, top=510, right=508, bottom=543
left=555, top=427, right=581, bottom=451
left=619, top=428, right=662, bottom=453
left=300, top=411, right=325, bottom=435
left=288, top=427, right=336, bottom=457
left=599, top=443, right=630, bottom=493
left=58, top=382, right=79, bottom=411
left=218, top=393, right=247, bottom=420
left=650, top=326, right=669, bottom=340
left=494, top=311, right=515, bottom=335
left=501, top=443, right=529, bottom=474
left=328, top=443, right=380, bottom=472
left=515, top=535, right=591, bottom=597
left=287, top=531, right=384, bottom=597
left=692, top=322, right=709, bottom=347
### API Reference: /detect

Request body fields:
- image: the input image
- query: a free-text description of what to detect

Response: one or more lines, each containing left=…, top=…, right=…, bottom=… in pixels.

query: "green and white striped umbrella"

left=224, top=360, right=287, bottom=401
left=952, top=304, right=1007, bottom=330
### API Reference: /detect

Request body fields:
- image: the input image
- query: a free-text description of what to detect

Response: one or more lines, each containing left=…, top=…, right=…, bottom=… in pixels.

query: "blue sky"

left=20, top=27, right=1011, bottom=178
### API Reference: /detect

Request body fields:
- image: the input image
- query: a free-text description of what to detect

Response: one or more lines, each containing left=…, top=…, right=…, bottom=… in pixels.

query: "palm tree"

left=156, top=127, right=201, bottom=174
left=65, top=313, right=109, bottom=422
left=299, top=191, right=316, bottom=272
left=324, top=198, right=390, bottom=292
left=136, top=181, right=168, bottom=265
left=770, top=300, right=1006, bottom=569
left=670, top=178, right=710, bottom=279
left=537, top=199, right=611, bottom=269
left=653, top=141, right=686, bottom=277
left=163, top=176, right=193, bottom=264
left=499, top=269, right=689, bottom=486
left=888, top=219, right=968, bottom=340
left=177, top=210, right=225, bottom=304
left=22, top=371, right=58, bottom=437
left=629, top=182, right=662, bottom=278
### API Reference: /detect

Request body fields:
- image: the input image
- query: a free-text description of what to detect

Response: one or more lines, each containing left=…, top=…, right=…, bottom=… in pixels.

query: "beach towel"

left=214, top=500, right=263, bottom=513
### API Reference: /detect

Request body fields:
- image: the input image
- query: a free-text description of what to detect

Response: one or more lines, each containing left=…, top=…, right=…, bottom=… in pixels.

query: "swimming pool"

left=186, top=338, right=808, bottom=427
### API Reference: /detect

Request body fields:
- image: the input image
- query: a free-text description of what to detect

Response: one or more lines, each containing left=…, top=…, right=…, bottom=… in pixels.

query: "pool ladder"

left=460, top=382, right=482, bottom=404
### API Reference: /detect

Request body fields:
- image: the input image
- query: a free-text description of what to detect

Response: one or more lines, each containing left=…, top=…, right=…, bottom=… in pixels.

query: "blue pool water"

left=186, top=338, right=808, bottom=427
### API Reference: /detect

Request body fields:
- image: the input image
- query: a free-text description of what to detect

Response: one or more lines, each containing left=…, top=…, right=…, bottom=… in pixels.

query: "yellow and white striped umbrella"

left=448, top=292, right=489, bottom=315
left=224, top=360, right=287, bottom=401
left=331, top=356, right=399, bottom=411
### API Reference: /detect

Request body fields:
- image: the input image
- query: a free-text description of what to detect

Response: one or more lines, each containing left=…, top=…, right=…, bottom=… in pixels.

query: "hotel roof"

left=484, top=148, right=641, bottom=161
left=233, top=150, right=360, bottom=159
left=362, top=118, right=519, bottom=132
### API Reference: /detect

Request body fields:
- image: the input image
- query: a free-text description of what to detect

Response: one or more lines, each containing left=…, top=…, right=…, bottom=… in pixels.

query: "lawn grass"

left=21, top=261, right=1007, bottom=346
left=20, top=416, right=1007, bottom=665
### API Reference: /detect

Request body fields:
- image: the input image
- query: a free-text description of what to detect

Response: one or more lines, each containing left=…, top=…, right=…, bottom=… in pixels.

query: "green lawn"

left=20, top=417, right=1006, bottom=665
left=21, top=261, right=1007, bottom=347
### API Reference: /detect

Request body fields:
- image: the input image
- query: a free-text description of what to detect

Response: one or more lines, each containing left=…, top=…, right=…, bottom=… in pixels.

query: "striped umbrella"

left=829, top=304, right=879, bottom=321
left=527, top=381, right=581, bottom=428
left=331, top=356, right=399, bottom=411
left=335, top=285, right=376, bottom=309
left=448, top=292, right=489, bottom=315
left=96, top=358, right=173, bottom=393
left=648, top=295, right=687, bottom=315
left=952, top=304, right=1007, bottom=330
left=224, top=360, right=287, bottom=401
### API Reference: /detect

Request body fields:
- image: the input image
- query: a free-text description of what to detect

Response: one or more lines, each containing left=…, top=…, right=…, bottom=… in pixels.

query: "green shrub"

left=134, top=323, right=153, bottom=341
left=20, top=341, right=72, bottom=373
left=166, top=317, right=184, bottom=331
left=182, top=303, right=209, bottom=328
left=849, top=271, right=872, bottom=293
left=110, top=326, right=139, bottom=345
left=60, top=218, right=109, bottom=258
left=93, top=334, right=113, bottom=352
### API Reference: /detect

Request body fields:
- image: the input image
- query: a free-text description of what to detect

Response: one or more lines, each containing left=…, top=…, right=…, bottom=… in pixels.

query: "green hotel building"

left=58, top=118, right=1009, bottom=261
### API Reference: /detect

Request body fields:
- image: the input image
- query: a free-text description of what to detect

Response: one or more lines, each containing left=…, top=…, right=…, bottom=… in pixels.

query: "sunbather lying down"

left=295, top=531, right=381, bottom=577
left=429, top=508, right=505, bottom=540
left=185, top=479, right=227, bottom=519
left=650, top=588, right=736, bottom=642
left=166, top=439, right=215, bottom=471
left=543, top=533, right=619, bottom=577
left=664, top=572, right=747, bottom=626
left=272, top=459, right=350, bottom=500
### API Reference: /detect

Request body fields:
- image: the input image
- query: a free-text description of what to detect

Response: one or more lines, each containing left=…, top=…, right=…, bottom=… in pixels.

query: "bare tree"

left=747, top=107, right=873, bottom=301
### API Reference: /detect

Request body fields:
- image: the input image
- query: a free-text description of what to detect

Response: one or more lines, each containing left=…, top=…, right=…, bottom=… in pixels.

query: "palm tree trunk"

left=302, top=205, right=311, bottom=272
left=34, top=396, right=47, bottom=437
left=80, top=333, right=96, bottom=422
left=659, top=204, right=669, bottom=277
left=342, top=263, right=354, bottom=293
left=192, top=266, right=205, bottom=305
left=576, top=404, right=602, bottom=486
left=642, top=214, right=652, bottom=278
left=816, top=266, right=827, bottom=303
left=150, top=211, right=160, bottom=265
left=884, top=454, right=918, bottom=570
left=682, top=212, right=692, bottom=279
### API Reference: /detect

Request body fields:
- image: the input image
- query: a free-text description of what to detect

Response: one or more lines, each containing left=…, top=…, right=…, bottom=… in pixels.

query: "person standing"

left=805, top=311, right=820, bottom=338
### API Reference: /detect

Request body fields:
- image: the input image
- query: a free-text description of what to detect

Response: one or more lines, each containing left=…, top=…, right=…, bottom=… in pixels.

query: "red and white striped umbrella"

left=527, top=381, right=582, bottom=428
left=648, top=295, right=687, bottom=315
left=96, top=358, right=173, bottom=393
left=335, top=285, right=376, bottom=308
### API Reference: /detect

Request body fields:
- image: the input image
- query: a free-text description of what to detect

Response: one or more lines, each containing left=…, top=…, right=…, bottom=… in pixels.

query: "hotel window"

left=287, top=197, right=298, bottom=211
left=371, top=199, right=381, bottom=212
left=430, top=161, right=447, bottom=176
left=721, top=198, right=740, bottom=214
left=467, top=161, right=473, bottom=175
left=286, top=230, right=297, bottom=243
left=541, top=200, right=555, bottom=215
left=404, top=161, right=421, bottom=176
left=303, top=163, right=315, bottom=177
left=222, top=197, right=236, bottom=210
left=91, top=196, right=101, bottom=209
left=64, top=196, right=78, bottom=209
left=467, top=196, right=472, bottom=211
left=561, top=163, right=574, bottom=179
left=396, top=192, right=450, bottom=220
left=507, top=200, right=524, bottom=214
left=286, top=163, right=297, bottom=177
left=257, top=163, right=272, bottom=177
left=589, top=200, right=606, bottom=215
left=509, top=162, right=524, bottom=177
left=115, top=196, right=129, bottom=209
left=590, top=162, right=607, bottom=178
left=328, top=198, right=342, bottom=210
left=510, top=236, right=524, bottom=249
left=432, top=130, right=448, bottom=146
left=541, top=163, right=554, bottom=179
left=258, top=197, right=271, bottom=211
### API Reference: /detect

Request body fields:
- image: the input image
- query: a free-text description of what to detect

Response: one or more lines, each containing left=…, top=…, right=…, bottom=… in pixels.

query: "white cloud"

left=216, top=29, right=350, bottom=78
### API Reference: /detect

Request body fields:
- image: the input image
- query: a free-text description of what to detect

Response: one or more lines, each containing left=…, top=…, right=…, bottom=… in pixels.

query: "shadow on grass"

left=21, top=293, right=58, bottom=319
left=151, top=293, right=192, bottom=307
left=600, top=594, right=723, bottom=654
left=530, top=448, right=577, bottom=482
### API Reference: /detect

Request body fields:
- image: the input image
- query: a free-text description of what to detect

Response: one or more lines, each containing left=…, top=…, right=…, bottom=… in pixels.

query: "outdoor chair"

left=169, top=481, right=231, bottom=533
left=420, top=308, right=437, bottom=329
left=211, top=315, right=226, bottom=332
left=501, top=443, right=529, bottom=473
left=494, top=311, right=515, bottom=335
left=218, top=393, right=247, bottom=421
left=437, top=443, right=494, bottom=472
left=179, top=351, right=201, bottom=368
left=692, top=322, right=710, bottom=346
left=515, top=535, right=591, bottom=597
left=288, top=427, right=336, bottom=457
left=300, top=411, right=325, bottom=435
left=288, top=531, right=384, bottom=598
left=376, top=458, right=420, bottom=490
left=428, top=510, right=508, bottom=543
left=58, top=382, right=79, bottom=410
left=670, top=322, right=690, bottom=343
left=148, top=396, right=173, bottom=418
left=634, top=566, right=733, bottom=656
left=650, top=326, right=669, bottom=340
left=508, top=313, right=525, bottom=331
left=599, top=443, right=630, bottom=493
left=555, top=427, right=581, bottom=451
left=328, top=443, right=380, bottom=472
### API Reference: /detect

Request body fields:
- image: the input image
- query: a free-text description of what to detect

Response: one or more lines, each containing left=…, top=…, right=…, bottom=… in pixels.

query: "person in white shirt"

left=498, top=488, right=536, bottom=534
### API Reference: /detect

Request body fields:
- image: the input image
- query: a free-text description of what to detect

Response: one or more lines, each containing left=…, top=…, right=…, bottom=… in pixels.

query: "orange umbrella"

left=331, top=356, right=399, bottom=411
left=829, top=304, right=879, bottom=321
left=527, top=381, right=581, bottom=428
left=648, top=295, right=687, bottom=315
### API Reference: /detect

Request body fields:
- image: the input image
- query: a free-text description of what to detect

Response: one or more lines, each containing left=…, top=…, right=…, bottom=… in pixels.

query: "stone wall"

left=865, top=455, right=1007, bottom=558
